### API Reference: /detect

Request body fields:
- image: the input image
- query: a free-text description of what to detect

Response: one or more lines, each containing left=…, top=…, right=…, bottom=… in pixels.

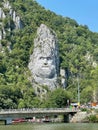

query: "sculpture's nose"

left=44, top=59, right=48, bottom=65
left=44, top=63, right=47, bottom=65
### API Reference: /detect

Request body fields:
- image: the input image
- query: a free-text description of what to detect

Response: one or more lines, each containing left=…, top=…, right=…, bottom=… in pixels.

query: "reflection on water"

left=0, top=123, right=98, bottom=130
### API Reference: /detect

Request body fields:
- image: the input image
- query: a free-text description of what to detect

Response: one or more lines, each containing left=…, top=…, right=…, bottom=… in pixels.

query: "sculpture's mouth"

left=35, top=66, right=55, bottom=79
left=42, top=65, right=49, bottom=68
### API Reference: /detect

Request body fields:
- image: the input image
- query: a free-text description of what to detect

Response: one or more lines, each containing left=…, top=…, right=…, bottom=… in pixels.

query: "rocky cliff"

left=0, top=0, right=22, bottom=50
left=28, top=24, right=60, bottom=90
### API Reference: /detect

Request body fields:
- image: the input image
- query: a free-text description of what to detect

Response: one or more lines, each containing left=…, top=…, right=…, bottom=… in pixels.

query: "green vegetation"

left=87, top=115, right=98, bottom=123
left=0, top=0, right=98, bottom=109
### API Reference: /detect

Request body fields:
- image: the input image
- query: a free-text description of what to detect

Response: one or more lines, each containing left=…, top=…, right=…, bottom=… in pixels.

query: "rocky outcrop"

left=0, top=0, right=22, bottom=30
left=28, top=24, right=59, bottom=90
left=0, top=0, right=23, bottom=50
left=60, top=68, right=66, bottom=88
left=85, top=52, right=97, bottom=68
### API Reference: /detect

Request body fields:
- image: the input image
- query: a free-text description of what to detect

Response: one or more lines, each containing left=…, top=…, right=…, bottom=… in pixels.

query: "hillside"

left=0, top=0, right=98, bottom=109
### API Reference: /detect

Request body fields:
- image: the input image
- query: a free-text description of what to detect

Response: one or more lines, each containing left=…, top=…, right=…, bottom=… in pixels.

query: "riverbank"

left=70, top=108, right=98, bottom=123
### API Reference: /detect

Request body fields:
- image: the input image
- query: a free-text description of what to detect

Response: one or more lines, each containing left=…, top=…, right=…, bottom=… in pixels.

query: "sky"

left=36, top=0, right=98, bottom=33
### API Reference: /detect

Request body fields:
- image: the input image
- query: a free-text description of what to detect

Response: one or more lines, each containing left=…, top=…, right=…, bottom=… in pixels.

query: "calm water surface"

left=0, top=123, right=98, bottom=130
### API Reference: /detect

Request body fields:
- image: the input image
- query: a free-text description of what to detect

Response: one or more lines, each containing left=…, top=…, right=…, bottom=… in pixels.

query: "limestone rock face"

left=28, top=24, right=59, bottom=90
left=60, top=69, right=66, bottom=88
left=0, top=0, right=23, bottom=52
left=0, top=1, right=22, bottom=40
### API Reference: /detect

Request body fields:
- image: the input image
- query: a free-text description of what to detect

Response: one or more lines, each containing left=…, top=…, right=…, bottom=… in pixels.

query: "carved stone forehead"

left=33, top=24, right=58, bottom=57
left=37, top=24, right=56, bottom=39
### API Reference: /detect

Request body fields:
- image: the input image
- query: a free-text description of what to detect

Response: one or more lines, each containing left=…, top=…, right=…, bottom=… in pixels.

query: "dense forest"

left=0, top=0, right=98, bottom=109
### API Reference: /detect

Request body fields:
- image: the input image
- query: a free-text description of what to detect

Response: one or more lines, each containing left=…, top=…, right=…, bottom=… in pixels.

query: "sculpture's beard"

left=34, top=65, right=56, bottom=79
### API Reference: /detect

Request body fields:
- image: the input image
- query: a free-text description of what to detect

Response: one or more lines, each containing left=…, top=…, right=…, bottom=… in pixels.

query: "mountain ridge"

left=0, top=0, right=98, bottom=109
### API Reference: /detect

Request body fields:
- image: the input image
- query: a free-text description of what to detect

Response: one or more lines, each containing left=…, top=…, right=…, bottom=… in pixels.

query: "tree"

left=42, top=88, right=71, bottom=108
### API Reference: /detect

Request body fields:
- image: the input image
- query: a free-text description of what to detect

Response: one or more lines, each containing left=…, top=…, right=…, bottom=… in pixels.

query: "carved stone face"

left=32, top=53, right=56, bottom=79
left=28, top=24, right=59, bottom=88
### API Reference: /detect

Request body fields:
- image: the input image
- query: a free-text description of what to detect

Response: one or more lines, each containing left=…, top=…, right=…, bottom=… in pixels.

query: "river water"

left=0, top=123, right=98, bottom=130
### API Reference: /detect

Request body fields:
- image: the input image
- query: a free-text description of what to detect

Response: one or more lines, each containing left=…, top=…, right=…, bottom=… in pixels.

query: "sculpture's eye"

left=39, top=57, right=51, bottom=60
left=39, top=57, right=44, bottom=60
left=47, top=57, right=51, bottom=60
